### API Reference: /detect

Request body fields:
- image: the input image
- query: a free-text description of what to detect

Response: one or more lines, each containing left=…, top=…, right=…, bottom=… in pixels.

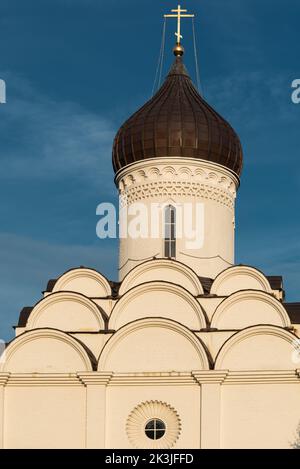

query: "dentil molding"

left=116, top=158, right=238, bottom=210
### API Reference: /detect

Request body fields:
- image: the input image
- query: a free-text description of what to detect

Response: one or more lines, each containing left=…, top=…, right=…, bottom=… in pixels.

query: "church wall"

left=118, top=194, right=234, bottom=280
left=116, top=158, right=238, bottom=280
left=93, top=298, right=116, bottom=317
left=70, top=332, right=112, bottom=359
left=220, top=383, right=300, bottom=449
left=197, top=298, right=225, bottom=322
left=196, top=331, right=235, bottom=361
left=105, top=384, right=201, bottom=449
left=4, top=385, right=86, bottom=449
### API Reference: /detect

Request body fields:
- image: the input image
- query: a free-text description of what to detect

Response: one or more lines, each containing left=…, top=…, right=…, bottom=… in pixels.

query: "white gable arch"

left=211, top=290, right=291, bottom=330
left=119, top=259, right=203, bottom=296
left=109, top=281, right=207, bottom=330
left=215, top=326, right=297, bottom=370
left=52, top=268, right=111, bottom=297
left=26, top=292, right=106, bottom=332
left=210, top=266, right=272, bottom=296
left=98, top=318, right=210, bottom=372
left=0, top=329, right=94, bottom=373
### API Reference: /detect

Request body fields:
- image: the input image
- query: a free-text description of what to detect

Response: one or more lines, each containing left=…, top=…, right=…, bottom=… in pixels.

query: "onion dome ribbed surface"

left=112, top=57, right=243, bottom=176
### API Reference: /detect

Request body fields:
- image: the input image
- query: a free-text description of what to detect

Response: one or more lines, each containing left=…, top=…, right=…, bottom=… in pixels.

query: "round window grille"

left=145, top=418, right=166, bottom=440
left=126, top=401, right=181, bottom=449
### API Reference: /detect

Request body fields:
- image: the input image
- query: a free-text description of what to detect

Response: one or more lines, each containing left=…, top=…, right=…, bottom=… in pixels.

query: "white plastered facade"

left=1, top=253, right=300, bottom=449
left=116, top=158, right=239, bottom=280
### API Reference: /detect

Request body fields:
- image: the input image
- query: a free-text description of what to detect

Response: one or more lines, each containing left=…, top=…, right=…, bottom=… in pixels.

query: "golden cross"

left=164, top=4, right=195, bottom=44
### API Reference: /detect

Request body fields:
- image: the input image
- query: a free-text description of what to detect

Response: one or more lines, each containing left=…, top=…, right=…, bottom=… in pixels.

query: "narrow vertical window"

left=164, top=205, right=176, bottom=258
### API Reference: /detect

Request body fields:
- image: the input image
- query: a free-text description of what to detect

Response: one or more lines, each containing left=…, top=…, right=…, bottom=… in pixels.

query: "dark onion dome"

left=112, top=56, right=243, bottom=176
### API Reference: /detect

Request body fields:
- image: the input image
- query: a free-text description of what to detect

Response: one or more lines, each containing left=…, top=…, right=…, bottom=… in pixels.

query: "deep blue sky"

left=0, top=0, right=299, bottom=341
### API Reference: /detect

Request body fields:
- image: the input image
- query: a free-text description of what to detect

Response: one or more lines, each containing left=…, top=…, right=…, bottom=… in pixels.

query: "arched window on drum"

left=164, top=205, right=176, bottom=259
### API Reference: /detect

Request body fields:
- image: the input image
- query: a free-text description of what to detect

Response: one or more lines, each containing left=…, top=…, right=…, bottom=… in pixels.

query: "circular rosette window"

left=126, top=401, right=181, bottom=449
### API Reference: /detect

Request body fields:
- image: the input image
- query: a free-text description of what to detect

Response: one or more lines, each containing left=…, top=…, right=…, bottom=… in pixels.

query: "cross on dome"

left=164, top=4, right=195, bottom=56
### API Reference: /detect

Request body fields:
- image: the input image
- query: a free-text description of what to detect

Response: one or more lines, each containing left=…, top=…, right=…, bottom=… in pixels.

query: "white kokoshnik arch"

left=52, top=267, right=112, bottom=297
left=26, top=291, right=107, bottom=332
left=98, top=318, right=211, bottom=372
left=214, top=325, right=298, bottom=371
left=210, top=290, right=291, bottom=330
left=118, top=258, right=204, bottom=296
left=210, top=265, right=272, bottom=297
left=0, top=328, right=94, bottom=373
left=109, top=281, right=207, bottom=330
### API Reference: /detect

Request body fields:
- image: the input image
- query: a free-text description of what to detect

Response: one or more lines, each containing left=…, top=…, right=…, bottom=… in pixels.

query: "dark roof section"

left=284, top=303, right=300, bottom=324
left=46, top=279, right=57, bottom=292
left=267, top=276, right=283, bottom=291
left=198, top=277, right=213, bottom=295
left=113, top=56, right=243, bottom=176
left=18, top=307, right=33, bottom=327
left=109, top=281, right=121, bottom=298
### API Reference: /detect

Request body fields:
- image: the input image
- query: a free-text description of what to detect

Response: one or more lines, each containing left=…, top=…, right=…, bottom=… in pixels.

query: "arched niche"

left=210, top=266, right=272, bottom=297
left=98, top=318, right=210, bottom=372
left=0, top=329, right=94, bottom=373
left=215, top=326, right=297, bottom=370
left=109, top=282, right=207, bottom=330
left=119, top=259, right=203, bottom=296
left=52, top=268, right=111, bottom=297
left=26, top=292, right=106, bottom=332
left=211, top=290, right=291, bottom=330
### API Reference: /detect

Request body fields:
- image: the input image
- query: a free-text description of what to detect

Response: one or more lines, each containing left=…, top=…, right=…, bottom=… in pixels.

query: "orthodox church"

left=1, top=6, right=300, bottom=449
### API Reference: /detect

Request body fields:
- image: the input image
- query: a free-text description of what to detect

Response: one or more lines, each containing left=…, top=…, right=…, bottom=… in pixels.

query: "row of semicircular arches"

left=45, top=259, right=277, bottom=298
left=18, top=286, right=291, bottom=332
left=16, top=260, right=290, bottom=333
left=2, top=259, right=296, bottom=374
left=1, top=320, right=298, bottom=374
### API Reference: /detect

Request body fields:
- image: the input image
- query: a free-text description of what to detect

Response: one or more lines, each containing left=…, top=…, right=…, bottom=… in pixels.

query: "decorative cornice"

left=192, top=371, right=228, bottom=384
left=115, top=158, right=240, bottom=189
left=77, top=372, right=113, bottom=386
left=0, top=373, right=10, bottom=386
left=4, top=373, right=82, bottom=387
left=117, top=159, right=238, bottom=211
left=223, top=370, right=300, bottom=385
left=109, top=372, right=196, bottom=386
left=1, top=372, right=113, bottom=387
left=120, top=181, right=235, bottom=210
left=0, top=370, right=299, bottom=387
